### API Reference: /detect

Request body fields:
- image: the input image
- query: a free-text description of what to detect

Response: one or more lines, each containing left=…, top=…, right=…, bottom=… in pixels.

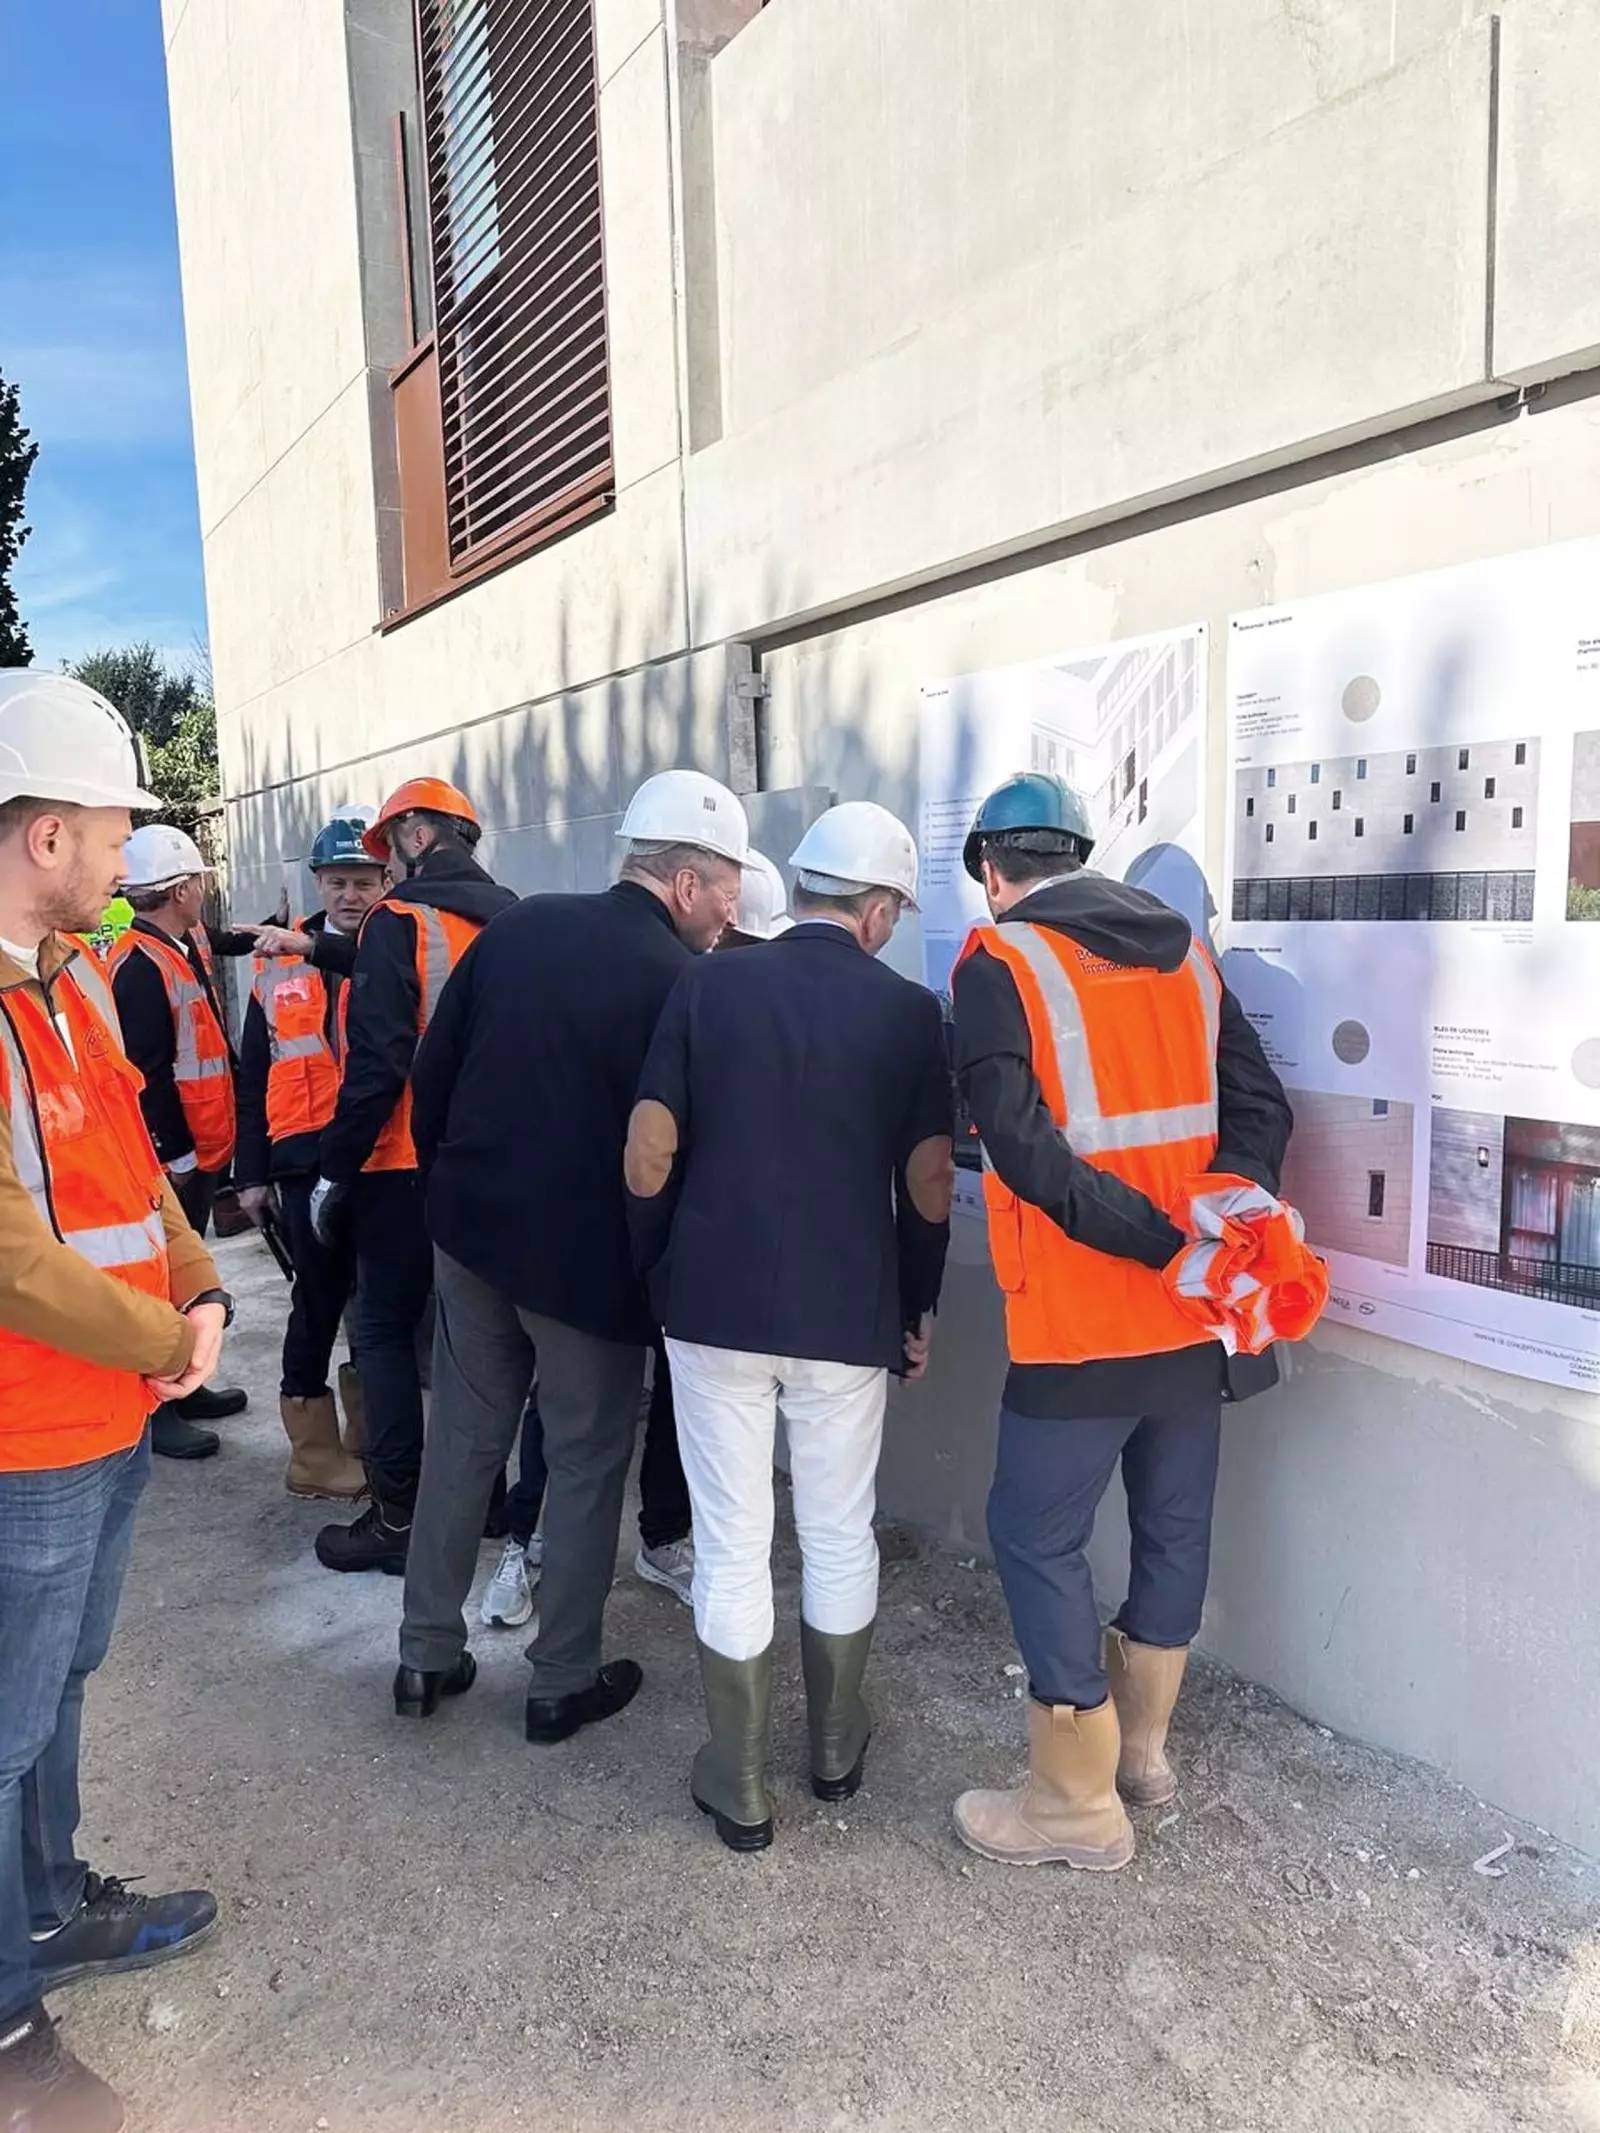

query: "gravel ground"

left=57, top=1232, right=1600, bottom=2132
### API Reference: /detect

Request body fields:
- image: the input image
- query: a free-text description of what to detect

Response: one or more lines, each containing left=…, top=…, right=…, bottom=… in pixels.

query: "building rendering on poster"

left=1224, top=539, right=1600, bottom=1391
left=919, top=625, right=1208, bottom=1227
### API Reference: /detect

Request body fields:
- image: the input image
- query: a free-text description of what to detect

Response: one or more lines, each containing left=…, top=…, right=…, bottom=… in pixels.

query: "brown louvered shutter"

left=414, top=0, right=612, bottom=573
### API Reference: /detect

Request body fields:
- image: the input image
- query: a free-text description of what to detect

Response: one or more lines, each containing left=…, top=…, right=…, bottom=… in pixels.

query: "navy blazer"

left=628, top=921, right=954, bottom=1371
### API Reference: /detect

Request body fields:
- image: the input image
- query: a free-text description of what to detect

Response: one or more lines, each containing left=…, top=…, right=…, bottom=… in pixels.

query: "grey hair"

left=792, top=879, right=896, bottom=922
left=620, top=840, right=731, bottom=887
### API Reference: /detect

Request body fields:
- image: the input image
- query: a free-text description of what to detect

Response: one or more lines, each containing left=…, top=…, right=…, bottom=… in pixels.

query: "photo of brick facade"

left=1232, top=737, right=1539, bottom=923
left=1427, top=1109, right=1600, bottom=1308
left=1568, top=730, right=1600, bottom=920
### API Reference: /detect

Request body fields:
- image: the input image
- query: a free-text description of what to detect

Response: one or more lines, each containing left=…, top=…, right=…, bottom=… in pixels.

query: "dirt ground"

left=57, top=1231, right=1600, bottom=2133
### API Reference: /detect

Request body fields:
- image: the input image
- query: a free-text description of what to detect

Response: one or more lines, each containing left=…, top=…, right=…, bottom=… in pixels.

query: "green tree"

left=69, top=642, right=220, bottom=831
left=0, top=368, right=39, bottom=666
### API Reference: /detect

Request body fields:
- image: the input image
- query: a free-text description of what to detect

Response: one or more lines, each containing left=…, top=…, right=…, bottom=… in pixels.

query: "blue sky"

left=0, top=0, right=207, bottom=678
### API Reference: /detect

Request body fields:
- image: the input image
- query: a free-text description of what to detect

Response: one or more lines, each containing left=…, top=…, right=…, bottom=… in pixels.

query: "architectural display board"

left=1225, top=540, right=1600, bottom=1391
left=919, top=625, right=1209, bottom=1223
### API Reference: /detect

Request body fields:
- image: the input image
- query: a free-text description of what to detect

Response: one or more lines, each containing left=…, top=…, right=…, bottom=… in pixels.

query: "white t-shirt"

left=1, top=935, right=74, bottom=1062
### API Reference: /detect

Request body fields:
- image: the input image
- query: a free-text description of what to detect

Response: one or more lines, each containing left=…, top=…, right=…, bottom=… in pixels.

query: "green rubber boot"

left=801, top=1619, right=874, bottom=1802
left=690, top=1643, right=774, bottom=1853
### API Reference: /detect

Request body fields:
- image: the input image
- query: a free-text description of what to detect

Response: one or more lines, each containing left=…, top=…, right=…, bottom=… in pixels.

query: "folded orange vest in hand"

left=1162, top=1174, right=1329, bottom=1356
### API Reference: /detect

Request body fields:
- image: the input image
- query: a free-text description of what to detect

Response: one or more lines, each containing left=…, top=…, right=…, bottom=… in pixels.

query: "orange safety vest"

left=109, top=928, right=237, bottom=1172
left=250, top=924, right=341, bottom=1144
left=957, top=920, right=1223, bottom=1365
left=0, top=949, right=172, bottom=1470
left=188, top=923, right=218, bottom=992
left=339, top=899, right=483, bottom=1173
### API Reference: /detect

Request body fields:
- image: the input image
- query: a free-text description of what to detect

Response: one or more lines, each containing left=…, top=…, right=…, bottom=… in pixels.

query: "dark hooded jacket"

left=951, top=869, right=1293, bottom=1417
left=316, top=843, right=517, bottom=1184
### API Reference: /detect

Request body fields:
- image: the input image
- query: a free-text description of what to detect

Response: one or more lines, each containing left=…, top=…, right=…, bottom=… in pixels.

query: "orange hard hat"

left=363, top=777, right=481, bottom=858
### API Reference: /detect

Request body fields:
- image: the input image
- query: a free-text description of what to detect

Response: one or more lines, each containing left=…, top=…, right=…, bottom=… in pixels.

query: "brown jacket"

left=0, top=934, right=218, bottom=1380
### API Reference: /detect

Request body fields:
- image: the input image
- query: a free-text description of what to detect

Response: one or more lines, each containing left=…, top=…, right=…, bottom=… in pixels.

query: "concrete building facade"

left=1280, top=1093, right=1417, bottom=1267
left=164, top=0, right=1600, bottom=1848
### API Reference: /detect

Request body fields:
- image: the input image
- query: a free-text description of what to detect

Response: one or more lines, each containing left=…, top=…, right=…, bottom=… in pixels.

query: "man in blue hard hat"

left=948, top=771, right=1291, bottom=1873
left=235, top=816, right=388, bottom=1499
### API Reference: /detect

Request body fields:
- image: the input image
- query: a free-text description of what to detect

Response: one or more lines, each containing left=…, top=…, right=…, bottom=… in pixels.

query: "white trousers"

left=666, top=1338, right=889, bottom=1662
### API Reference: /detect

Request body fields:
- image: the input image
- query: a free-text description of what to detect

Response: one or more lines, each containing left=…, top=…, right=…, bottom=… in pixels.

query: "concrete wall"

left=1279, top=1093, right=1417, bottom=1267
left=1429, top=1109, right=1505, bottom=1252
left=164, top=0, right=1600, bottom=1849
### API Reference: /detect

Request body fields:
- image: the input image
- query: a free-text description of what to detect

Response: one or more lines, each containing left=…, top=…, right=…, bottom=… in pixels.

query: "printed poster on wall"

left=919, top=624, right=1209, bottom=1230
left=1224, top=537, right=1600, bottom=1392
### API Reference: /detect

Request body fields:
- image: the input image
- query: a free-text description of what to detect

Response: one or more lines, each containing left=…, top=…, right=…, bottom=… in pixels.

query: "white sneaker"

left=480, top=1537, right=536, bottom=1628
left=634, top=1537, right=694, bottom=1608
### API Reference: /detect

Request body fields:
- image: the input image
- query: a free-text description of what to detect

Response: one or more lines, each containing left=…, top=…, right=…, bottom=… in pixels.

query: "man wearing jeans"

left=394, top=770, right=748, bottom=1740
left=0, top=671, right=227, bottom=2133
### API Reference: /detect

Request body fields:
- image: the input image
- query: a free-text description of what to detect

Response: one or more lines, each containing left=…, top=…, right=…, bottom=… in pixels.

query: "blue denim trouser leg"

left=987, top=1402, right=1220, bottom=1710
left=0, top=1430, right=151, bottom=2022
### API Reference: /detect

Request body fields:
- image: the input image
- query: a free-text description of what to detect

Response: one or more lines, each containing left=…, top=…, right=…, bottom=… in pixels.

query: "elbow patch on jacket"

left=625, top=1099, right=678, bottom=1198
left=906, top=1135, right=955, bottom=1223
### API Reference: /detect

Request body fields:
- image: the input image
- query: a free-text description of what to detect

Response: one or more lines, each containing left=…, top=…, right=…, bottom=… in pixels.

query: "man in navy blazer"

left=626, top=802, right=954, bottom=1851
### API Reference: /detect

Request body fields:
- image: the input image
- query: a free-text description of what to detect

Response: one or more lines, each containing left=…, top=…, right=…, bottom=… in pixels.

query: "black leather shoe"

left=30, top=1872, right=218, bottom=1990
left=151, top=1409, right=220, bottom=1460
left=393, top=1651, right=477, bottom=1718
left=525, top=1659, right=643, bottom=1744
left=812, top=1740, right=870, bottom=1804
left=314, top=1502, right=410, bottom=1575
left=693, top=1794, right=774, bottom=1852
left=0, top=2005, right=123, bottom=2133
left=176, top=1383, right=248, bottom=1422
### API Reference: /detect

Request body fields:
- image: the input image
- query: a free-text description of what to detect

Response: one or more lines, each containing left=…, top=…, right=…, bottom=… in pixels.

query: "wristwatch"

left=183, top=1287, right=236, bottom=1329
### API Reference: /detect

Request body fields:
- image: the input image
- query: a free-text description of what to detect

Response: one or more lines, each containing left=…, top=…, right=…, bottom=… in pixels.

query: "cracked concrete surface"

left=57, top=1232, right=1600, bottom=2131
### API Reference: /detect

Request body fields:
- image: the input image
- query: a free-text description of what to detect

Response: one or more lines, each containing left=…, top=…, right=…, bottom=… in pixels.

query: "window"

left=1484, top=776, right=1496, bottom=799
left=1405, top=753, right=1417, bottom=774
left=1430, top=781, right=1442, bottom=802
left=1331, top=790, right=1342, bottom=811
left=1403, top=813, right=1414, bottom=833
left=1354, top=817, right=1365, bottom=838
left=1307, top=821, right=1318, bottom=841
left=1477, top=1146, right=1491, bottom=1168
left=1122, top=750, right=1137, bottom=799
left=1373, top=1099, right=1389, bottom=1117
left=1265, top=823, right=1275, bottom=845
left=1515, top=742, right=1527, bottom=765
left=1356, top=758, right=1368, bottom=780
left=1367, top=1172, right=1386, bottom=1219
left=1458, top=747, right=1471, bottom=770
left=1245, top=797, right=1255, bottom=818
left=395, top=0, right=615, bottom=609
left=1137, top=776, right=1148, bottom=825
left=1266, top=769, right=1277, bottom=789
left=1455, top=809, right=1467, bottom=831
left=1512, top=805, right=1524, bottom=829
left=1287, top=793, right=1297, bottom=815
left=1309, top=764, right=1321, bottom=785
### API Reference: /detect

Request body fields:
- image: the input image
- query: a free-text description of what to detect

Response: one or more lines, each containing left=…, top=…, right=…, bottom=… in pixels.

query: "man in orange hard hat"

left=307, top=779, right=516, bottom=1575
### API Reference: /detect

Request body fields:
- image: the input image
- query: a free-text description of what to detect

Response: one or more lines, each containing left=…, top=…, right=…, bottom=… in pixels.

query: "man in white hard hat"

left=717, top=848, right=791, bottom=949
left=0, top=672, right=226, bottom=2133
left=108, top=822, right=249, bottom=1458
left=624, top=801, right=955, bottom=1850
left=394, top=769, right=745, bottom=1743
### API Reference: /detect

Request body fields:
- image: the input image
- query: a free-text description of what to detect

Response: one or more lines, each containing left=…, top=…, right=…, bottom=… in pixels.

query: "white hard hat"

left=736, top=851, right=791, bottom=939
left=790, top=802, right=920, bottom=910
left=616, top=769, right=750, bottom=866
left=121, top=823, right=208, bottom=890
left=0, top=669, right=164, bottom=812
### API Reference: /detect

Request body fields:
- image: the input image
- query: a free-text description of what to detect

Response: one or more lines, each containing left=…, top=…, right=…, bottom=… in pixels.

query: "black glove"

left=310, top=1176, right=351, bottom=1250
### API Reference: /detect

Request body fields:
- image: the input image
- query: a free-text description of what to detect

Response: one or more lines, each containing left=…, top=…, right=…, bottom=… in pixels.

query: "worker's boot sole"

left=693, top=1795, right=774, bottom=1853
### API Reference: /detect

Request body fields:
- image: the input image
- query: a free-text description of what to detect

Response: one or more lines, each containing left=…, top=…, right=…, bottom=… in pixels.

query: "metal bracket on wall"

left=724, top=642, right=765, bottom=796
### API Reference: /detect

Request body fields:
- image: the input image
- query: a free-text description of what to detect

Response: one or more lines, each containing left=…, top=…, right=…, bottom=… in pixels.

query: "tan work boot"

left=1105, top=1629, right=1188, bottom=1807
left=281, top=1393, right=368, bottom=1500
left=336, top=1362, right=368, bottom=1460
left=953, top=1698, right=1134, bottom=1870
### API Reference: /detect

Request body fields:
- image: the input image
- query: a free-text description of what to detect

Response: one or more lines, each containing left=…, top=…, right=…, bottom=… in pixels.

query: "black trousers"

left=170, top=1166, right=220, bottom=1238
left=277, top=1174, right=357, bottom=1399
left=351, top=1172, right=434, bottom=1513
left=500, top=1332, right=691, bottom=1551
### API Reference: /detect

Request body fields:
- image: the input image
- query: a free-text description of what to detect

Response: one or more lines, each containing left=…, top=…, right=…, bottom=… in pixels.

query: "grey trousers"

left=399, top=1248, right=647, bottom=1697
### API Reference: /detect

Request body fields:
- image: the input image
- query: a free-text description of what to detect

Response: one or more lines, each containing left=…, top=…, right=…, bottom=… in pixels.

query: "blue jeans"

left=987, top=1402, right=1221, bottom=1710
left=0, top=1430, right=151, bottom=2022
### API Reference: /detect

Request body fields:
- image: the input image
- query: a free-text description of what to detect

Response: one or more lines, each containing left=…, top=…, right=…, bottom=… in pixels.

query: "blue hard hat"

left=310, top=817, right=383, bottom=871
left=962, top=772, right=1095, bottom=881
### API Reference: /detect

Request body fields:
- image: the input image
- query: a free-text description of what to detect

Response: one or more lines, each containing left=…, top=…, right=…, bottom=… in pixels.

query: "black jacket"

left=317, top=847, right=516, bottom=1185
left=952, top=871, right=1294, bottom=1417
left=235, top=911, right=352, bottom=1188
left=629, top=922, right=954, bottom=1372
left=412, top=881, right=692, bottom=1343
left=113, top=918, right=235, bottom=1167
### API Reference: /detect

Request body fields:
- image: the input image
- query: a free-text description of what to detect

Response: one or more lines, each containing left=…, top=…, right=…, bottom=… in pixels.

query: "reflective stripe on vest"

left=958, top=915, right=1223, bottom=1366
left=252, top=941, right=340, bottom=1143
left=345, top=898, right=484, bottom=1174
left=111, top=930, right=236, bottom=1170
